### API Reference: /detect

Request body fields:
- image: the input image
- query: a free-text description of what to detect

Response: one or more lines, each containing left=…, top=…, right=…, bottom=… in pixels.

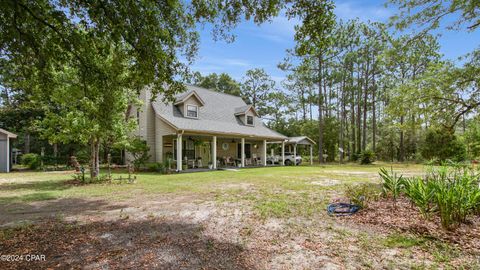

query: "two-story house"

left=133, top=85, right=314, bottom=171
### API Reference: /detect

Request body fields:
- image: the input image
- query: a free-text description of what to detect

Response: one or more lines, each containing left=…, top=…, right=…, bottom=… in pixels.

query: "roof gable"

left=234, top=105, right=259, bottom=117
left=173, top=90, right=205, bottom=107
left=151, top=85, right=286, bottom=139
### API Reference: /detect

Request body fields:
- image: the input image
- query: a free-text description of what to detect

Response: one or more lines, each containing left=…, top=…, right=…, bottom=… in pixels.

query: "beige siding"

left=216, top=140, right=237, bottom=159
left=155, top=117, right=176, bottom=162
left=216, top=139, right=262, bottom=160
left=129, top=88, right=164, bottom=163
left=145, top=102, right=156, bottom=162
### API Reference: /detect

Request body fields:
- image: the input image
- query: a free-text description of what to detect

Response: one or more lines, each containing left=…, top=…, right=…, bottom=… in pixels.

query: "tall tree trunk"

left=356, top=66, right=362, bottom=155
left=309, top=101, right=313, bottom=121
left=24, top=132, right=30, bottom=154
left=350, top=63, right=356, bottom=159
left=90, top=138, right=100, bottom=179
left=362, top=57, right=369, bottom=152
left=339, top=74, right=346, bottom=163
left=323, top=71, right=328, bottom=118
left=53, top=143, right=58, bottom=167
left=399, top=116, right=405, bottom=162
left=372, top=73, right=377, bottom=153
left=318, top=56, right=324, bottom=164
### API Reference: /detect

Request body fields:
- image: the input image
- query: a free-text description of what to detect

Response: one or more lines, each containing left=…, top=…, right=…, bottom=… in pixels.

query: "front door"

left=195, top=142, right=211, bottom=166
left=173, top=139, right=195, bottom=160
left=237, top=143, right=251, bottom=159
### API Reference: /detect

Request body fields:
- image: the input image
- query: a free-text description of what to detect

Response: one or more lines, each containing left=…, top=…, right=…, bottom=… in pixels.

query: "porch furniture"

left=196, top=157, right=203, bottom=168
left=224, top=156, right=235, bottom=166
left=187, top=159, right=196, bottom=169
left=245, top=158, right=252, bottom=166
left=252, top=154, right=262, bottom=166
left=235, top=158, right=241, bottom=166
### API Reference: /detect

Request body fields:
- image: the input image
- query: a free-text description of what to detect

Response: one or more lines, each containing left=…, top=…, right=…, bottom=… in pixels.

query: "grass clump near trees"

left=359, top=150, right=376, bottom=165
left=344, top=183, right=382, bottom=209
left=20, top=153, right=42, bottom=170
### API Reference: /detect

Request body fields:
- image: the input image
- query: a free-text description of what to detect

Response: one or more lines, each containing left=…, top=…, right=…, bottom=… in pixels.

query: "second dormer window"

left=246, top=115, right=254, bottom=126
left=186, top=104, right=198, bottom=118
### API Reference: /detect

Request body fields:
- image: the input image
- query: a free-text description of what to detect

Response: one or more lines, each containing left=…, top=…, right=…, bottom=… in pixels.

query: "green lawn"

left=0, top=163, right=424, bottom=222
left=1, top=163, right=478, bottom=269
left=0, top=163, right=422, bottom=204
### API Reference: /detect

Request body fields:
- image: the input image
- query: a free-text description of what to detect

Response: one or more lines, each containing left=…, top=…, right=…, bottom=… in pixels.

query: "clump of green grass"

left=382, top=233, right=427, bottom=248
left=256, top=198, right=291, bottom=219
left=253, top=191, right=325, bottom=219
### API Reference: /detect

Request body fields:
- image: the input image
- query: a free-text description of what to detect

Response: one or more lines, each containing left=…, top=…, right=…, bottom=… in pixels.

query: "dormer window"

left=246, top=115, right=254, bottom=126
left=186, top=104, right=198, bottom=118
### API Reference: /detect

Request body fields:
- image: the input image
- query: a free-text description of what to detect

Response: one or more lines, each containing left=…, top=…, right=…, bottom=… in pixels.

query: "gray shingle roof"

left=234, top=105, right=251, bottom=115
left=287, top=136, right=316, bottom=145
left=151, top=85, right=287, bottom=140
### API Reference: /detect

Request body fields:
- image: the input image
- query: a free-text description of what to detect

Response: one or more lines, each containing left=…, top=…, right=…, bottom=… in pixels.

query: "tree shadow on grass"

left=0, top=179, right=72, bottom=192
left=0, top=218, right=254, bottom=270
left=0, top=198, right=129, bottom=226
left=0, top=179, right=74, bottom=206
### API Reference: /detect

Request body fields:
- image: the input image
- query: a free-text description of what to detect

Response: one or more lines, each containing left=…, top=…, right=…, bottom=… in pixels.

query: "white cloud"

left=190, top=56, right=253, bottom=77
left=244, top=12, right=298, bottom=43
left=193, top=56, right=252, bottom=68
left=334, top=1, right=392, bottom=22
left=223, top=58, right=251, bottom=67
left=248, top=3, right=391, bottom=43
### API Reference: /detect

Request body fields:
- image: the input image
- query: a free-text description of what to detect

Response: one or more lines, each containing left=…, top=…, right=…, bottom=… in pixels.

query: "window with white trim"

left=246, top=115, right=254, bottom=126
left=186, top=104, right=198, bottom=118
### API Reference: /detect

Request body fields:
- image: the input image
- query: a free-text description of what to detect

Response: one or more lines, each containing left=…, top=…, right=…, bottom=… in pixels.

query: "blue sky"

left=190, top=0, right=480, bottom=84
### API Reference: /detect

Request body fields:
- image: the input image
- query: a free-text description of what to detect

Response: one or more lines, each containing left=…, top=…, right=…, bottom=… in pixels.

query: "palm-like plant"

left=379, top=167, right=405, bottom=206
left=403, top=177, right=436, bottom=219
left=422, top=166, right=480, bottom=230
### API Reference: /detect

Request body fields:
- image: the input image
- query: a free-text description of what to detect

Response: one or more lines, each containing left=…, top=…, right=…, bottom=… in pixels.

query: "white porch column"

left=281, top=141, right=285, bottom=166
left=263, top=140, right=267, bottom=166
left=241, top=138, right=245, bottom=167
left=293, top=143, right=297, bottom=166
left=176, top=133, right=182, bottom=171
left=212, top=136, right=217, bottom=169
left=310, top=145, right=313, bottom=165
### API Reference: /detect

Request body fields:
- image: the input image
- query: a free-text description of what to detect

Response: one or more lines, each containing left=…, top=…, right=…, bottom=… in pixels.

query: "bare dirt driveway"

left=0, top=164, right=479, bottom=269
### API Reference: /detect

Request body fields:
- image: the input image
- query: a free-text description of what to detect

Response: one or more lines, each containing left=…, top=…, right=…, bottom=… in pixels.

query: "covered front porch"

left=161, top=133, right=289, bottom=172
